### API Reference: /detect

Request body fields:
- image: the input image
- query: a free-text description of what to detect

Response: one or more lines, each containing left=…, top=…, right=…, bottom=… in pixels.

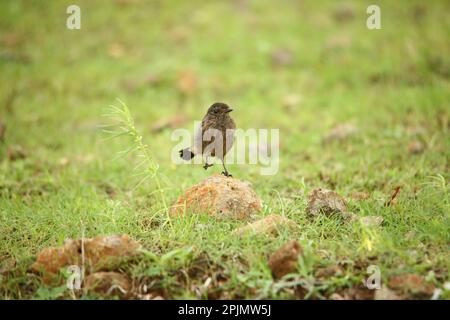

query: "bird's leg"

left=221, top=159, right=232, bottom=177
left=203, top=157, right=213, bottom=170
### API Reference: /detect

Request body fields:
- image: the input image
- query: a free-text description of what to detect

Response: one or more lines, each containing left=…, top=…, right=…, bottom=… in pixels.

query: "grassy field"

left=0, top=0, right=449, bottom=299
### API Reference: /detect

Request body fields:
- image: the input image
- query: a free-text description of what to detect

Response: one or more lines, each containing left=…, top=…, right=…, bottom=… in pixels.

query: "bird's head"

left=207, top=102, right=233, bottom=117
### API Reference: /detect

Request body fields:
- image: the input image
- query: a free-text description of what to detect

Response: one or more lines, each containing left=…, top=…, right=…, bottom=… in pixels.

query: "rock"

left=374, top=286, right=402, bottom=300
left=32, top=234, right=141, bottom=283
left=83, top=234, right=141, bottom=270
left=341, top=287, right=374, bottom=300
left=268, top=240, right=302, bottom=278
left=360, top=216, right=384, bottom=227
left=408, top=141, right=424, bottom=154
left=315, top=265, right=343, bottom=279
left=84, top=272, right=131, bottom=298
left=233, top=214, right=297, bottom=237
left=170, top=174, right=262, bottom=220
left=306, top=188, right=349, bottom=218
left=323, top=123, right=358, bottom=143
left=388, top=274, right=435, bottom=298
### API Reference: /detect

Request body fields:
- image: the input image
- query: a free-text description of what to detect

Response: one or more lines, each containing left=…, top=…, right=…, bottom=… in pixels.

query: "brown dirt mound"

left=31, top=234, right=141, bottom=283
left=170, top=174, right=262, bottom=220
left=268, top=240, right=302, bottom=278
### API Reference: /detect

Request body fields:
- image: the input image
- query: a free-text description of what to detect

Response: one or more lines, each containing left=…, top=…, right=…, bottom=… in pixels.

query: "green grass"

left=0, top=0, right=449, bottom=299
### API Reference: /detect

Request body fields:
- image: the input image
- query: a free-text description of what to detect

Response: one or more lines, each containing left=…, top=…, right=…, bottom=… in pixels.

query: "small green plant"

left=34, top=285, right=67, bottom=300
left=134, top=247, right=194, bottom=277
left=102, top=99, right=169, bottom=217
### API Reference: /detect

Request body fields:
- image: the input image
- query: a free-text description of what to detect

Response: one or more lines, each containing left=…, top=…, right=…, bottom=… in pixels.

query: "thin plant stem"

left=102, top=99, right=172, bottom=227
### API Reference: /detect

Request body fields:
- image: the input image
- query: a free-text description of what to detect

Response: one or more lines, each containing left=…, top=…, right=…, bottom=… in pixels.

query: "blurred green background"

left=0, top=0, right=449, bottom=299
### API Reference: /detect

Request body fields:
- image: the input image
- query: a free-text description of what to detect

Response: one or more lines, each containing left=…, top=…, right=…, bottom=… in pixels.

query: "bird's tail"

left=179, top=148, right=195, bottom=160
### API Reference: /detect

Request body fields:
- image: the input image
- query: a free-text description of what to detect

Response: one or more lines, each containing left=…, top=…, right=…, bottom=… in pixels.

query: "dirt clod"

left=306, top=188, right=350, bottom=218
left=388, top=274, right=435, bottom=298
left=315, top=265, right=343, bottom=279
left=340, top=286, right=374, bottom=300
left=408, top=141, right=424, bottom=154
left=268, top=240, right=302, bottom=278
left=32, top=234, right=141, bottom=283
left=170, top=174, right=262, bottom=220
left=233, top=214, right=297, bottom=237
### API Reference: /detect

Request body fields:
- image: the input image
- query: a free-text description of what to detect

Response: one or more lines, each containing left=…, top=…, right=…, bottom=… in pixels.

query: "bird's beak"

left=226, top=108, right=233, bottom=113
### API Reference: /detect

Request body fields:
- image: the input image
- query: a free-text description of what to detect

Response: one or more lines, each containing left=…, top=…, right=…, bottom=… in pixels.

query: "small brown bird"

left=179, top=102, right=236, bottom=176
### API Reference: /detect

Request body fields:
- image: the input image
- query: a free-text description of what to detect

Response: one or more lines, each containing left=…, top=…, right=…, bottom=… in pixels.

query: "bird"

left=179, top=102, right=236, bottom=177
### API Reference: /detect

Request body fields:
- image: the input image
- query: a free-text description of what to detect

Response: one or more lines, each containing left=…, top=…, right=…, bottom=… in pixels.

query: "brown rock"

left=32, top=239, right=81, bottom=277
left=268, top=240, right=302, bottom=278
left=32, top=234, right=141, bottom=283
left=170, top=174, right=262, bottom=220
left=408, top=141, right=424, bottom=154
left=388, top=274, right=435, bottom=297
left=341, top=287, right=374, bottom=300
left=306, top=188, right=348, bottom=217
left=83, top=234, right=142, bottom=270
left=233, top=214, right=297, bottom=237
left=84, top=272, right=131, bottom=298
left=315, top=265, right=343, bottom=279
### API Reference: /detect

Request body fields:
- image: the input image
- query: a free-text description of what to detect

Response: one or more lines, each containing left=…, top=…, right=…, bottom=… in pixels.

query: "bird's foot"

left=203, top=163, right=213, bottom=170
left=221, top=171, right=232, bottom=177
